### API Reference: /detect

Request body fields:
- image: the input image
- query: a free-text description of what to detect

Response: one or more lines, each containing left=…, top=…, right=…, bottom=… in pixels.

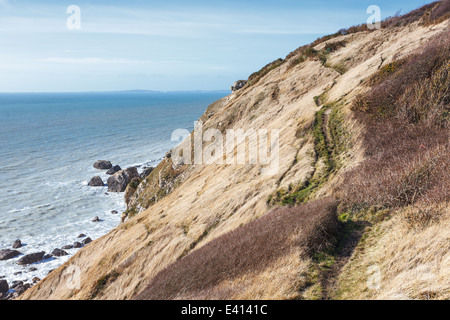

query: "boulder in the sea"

left=12, top=239, right=22, bottom=249
left=62, top=245, right=73, bottom=250
left=106, top=165, right=122, bottom=175
left=140, top=167, right=154, bottom=179
left=0, top=249, right=21, bottom=261
left=43, top=254, right=53, bottom=260
left=32, top=277, right=41, bottom=284
left=88, top=176, right=104, bottom=187
left=0, top=280, right=8, bottom=295
left=28, top=267, right=37, bottom=272
left=124, top=177, right=142, bottom=205
left=51, top=249, right=68, bottom=257
left=111, top=210, right=118, bottom=214
left=10, top=280, right=23, bottom=289
left=73, top=242, right=83, bottom=248
left=93, top=160, right=112, bottom=170
left=82, top=237, right=92, bottom=245
left=231, top=80, right=247, bottom=92
left=92, top=217, right=101, bottom=222
left=77, top=234, right=86, bottom=238
left=17, top=251, right=45, bottom=265
left=107, top=167, right=139, bottom=192
left=14, top=283, right=31, bottom=296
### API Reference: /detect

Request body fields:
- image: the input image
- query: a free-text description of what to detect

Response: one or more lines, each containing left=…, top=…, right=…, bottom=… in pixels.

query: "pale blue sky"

left=0, top=0, right=434, bottom=92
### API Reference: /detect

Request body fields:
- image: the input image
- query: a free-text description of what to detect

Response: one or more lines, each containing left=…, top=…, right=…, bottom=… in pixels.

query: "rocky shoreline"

left=0, top=160, right=154, bottom=300
left=0, top=234, right=92, bottom=300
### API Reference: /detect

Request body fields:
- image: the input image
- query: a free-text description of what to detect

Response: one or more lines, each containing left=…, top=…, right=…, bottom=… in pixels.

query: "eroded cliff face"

left=21, top=17, right=448, bottom=300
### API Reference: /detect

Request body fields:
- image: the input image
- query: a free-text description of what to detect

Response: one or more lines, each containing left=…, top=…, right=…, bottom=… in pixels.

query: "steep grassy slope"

left=21, top=2, right=449, bottom=300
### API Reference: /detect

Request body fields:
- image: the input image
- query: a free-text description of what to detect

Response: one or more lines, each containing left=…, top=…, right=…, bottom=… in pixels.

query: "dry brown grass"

left=335, top=202, right=450, bottom=300
left=353, top=32, right=450, bottom=121
left=303, top=1, right=446, bottom=50
left=135, top=198, right=338, bottom=300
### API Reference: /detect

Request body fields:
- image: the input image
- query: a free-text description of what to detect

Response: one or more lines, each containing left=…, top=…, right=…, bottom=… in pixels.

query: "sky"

left=0, top=0, right=436, bottom=92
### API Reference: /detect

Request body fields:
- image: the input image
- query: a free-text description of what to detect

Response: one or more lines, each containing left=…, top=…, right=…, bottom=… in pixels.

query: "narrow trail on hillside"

left=316, top=106, right=371, bottom=300
left=319, top=220, right=371, bottom=300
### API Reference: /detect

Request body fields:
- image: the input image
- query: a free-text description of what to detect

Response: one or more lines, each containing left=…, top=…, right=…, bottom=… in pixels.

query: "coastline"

left=0, top=158, right=161, bottom=300
left=0, top=91, right=228, bottom=300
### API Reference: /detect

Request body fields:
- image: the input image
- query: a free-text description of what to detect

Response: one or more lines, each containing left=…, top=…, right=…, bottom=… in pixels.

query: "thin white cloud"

left=37, top=57, right=153, bottom=64
left=0, top=4, right=349, bottom=37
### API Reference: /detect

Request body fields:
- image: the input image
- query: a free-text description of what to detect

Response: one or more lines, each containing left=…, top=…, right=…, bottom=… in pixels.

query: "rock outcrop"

left=0, top=249, right=21, bottom=261
left=231, top=80, right=247, bottom=92
left=82, top=237, right=92, bottom=245
left=0, top=280, right=8, bottom=295
left=14, top=283, right=31, bottom=296
left=107, top=167, right=139, bottom=192
left=140, top=167, right=154, bottom=179
left=51, top=249, right=68, bottom=257
left=17, top=252, right=45, bottom=265
left=88, top=176, right=104, bottom=187
left=73, top=242, right=82, bottom=248
left=10, top=280, right=22, bottom=289
left=124, top=177, right=142, bottom=205
left=12, top=240, right=22, bottom=249
left=93, top=160, right=112, bottom=170
left=106, top=165, right=122, bottom=175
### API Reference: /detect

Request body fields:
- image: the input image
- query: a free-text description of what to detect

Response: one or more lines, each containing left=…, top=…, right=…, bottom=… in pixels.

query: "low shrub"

left=353, top=32, right=450, bottom=123
left=134, top=198, right=338, bottom=300
left=341, top=30, right=450, bottom=212
left=247, top=58, right=284, bottom=86
left=340, top=119, right=449, bottom=211
left=428, top=0, right=450, bottom=22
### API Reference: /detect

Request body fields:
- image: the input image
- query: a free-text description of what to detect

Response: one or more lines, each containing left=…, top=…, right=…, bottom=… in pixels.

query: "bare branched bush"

left=135, top=198, right=338, bottom=300
left=353, top=32, right=450, bottom=121
left=397, top=62, right=450, bottom=127
left=340, top=119, right=449, bottom=210
left=343, top=31, right=450, bottom=211
left=430, top=0, right=450, bottom=21
left=382, top=1, right=440, bottom=28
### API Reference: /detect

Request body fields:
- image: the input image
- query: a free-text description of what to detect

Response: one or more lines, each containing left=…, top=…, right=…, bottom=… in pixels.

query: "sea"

left=0, top=90, right=228, bottom=285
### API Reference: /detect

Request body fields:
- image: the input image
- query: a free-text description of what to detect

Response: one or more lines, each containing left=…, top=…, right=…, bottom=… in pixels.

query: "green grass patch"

left=90, top=270, right=120, bottom=299
left=268, top=103, right=350, bottom=207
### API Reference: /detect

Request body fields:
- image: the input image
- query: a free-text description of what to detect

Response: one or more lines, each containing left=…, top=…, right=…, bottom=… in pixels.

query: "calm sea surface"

left=0, top=91, right=227, bottom=284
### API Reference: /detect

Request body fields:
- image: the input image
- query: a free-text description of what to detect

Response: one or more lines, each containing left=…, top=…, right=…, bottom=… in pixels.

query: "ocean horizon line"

left=0, top=89, right=231, bottom=95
